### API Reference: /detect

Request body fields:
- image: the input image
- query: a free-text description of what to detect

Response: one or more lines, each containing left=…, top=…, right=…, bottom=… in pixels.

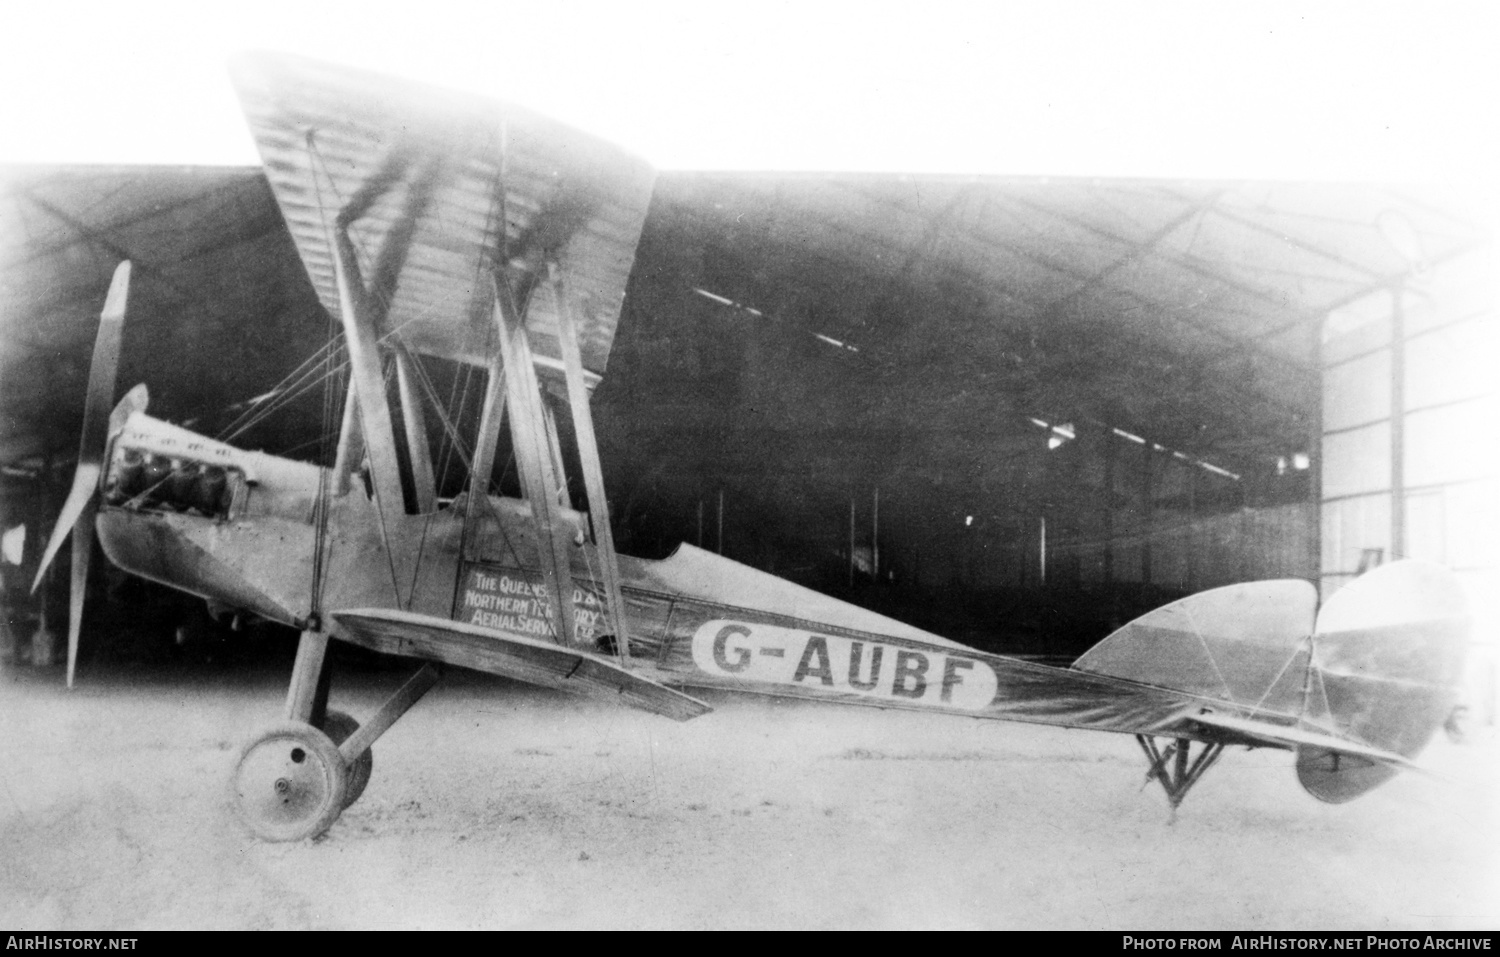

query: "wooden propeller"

left=32, top=261, right=131, bottom=688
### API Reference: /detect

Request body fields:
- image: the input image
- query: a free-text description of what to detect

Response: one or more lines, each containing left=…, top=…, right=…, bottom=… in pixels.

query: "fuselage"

left=96, top=408, right=1234, bottom=737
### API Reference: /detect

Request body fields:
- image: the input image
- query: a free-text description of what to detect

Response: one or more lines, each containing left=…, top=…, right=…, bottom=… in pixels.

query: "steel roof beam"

left=997, top=191, right=1307, bottom=314
left=1247, top=237, right=1492, bottom=345
left=1163, top=193, right=1387, bottom=281
left=668, top=184, right=1314, bottom=450
left=0, top=175, right=266, bottom=274
left=1055, top=194, right=1225, bottom=304
left=828, top=182, right=1317, bottom=376
left=4, top=214, right=287, bottom=343
left=993, top=191, right=1321, bottom=376
left=19, top=192, right=240, bottom=326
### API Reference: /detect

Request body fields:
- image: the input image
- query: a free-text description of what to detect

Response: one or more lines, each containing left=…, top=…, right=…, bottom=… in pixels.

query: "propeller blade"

left=68, top=498, right=98, bottom=688
left=31, top=463, right=101, bottom=593
left=80, top=261, right=132, bottom=464
left=29, top=260, right=131, bottom=687
left=29, top=383, right=147, bottom=595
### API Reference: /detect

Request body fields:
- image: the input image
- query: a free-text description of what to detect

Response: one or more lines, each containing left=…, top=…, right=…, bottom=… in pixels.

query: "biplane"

left=34, top=54, right=1470, bottom=841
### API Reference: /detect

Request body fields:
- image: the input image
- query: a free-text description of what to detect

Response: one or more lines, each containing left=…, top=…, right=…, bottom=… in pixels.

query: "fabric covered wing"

left=332, top=608, right=710, bottom=722
left=231, top=53, right=655, bottom=384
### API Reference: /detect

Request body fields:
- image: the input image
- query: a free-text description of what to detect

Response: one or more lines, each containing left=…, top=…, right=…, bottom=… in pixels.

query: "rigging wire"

left=392, top=342, right=475, bottom=473
left=219, top=354, right=351, bottom=445
left=271, top=426, right=346, bottom=460
left=435, top=359, right=476, bottom=495
left=217, top=306, right=439, bottom=448
left=213, top=335, right=343, bottom=440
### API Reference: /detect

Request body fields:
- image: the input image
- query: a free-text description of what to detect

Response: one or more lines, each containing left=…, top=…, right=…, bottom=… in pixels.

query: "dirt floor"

left=1, top=655, right=1497, bottom=931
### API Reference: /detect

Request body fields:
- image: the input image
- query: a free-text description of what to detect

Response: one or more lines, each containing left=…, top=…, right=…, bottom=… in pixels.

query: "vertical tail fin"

left=1072, top=579, right=1317, bottom=714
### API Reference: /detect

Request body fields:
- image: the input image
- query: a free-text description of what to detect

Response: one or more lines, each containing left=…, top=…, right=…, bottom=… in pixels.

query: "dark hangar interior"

left=1, top=164, right=1492, bottom=664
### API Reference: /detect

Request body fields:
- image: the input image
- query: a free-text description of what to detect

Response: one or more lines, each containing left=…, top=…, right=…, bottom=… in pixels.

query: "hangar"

left=0, top=155, right=1493, bottom=699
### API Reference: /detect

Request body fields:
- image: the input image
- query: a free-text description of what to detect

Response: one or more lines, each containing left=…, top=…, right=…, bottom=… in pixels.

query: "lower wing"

left=332, top=608, right=711, bottom=722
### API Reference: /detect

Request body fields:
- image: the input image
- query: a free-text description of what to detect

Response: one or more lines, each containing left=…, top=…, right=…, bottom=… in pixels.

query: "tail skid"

left=1135, top=735, right=1224, bottom=820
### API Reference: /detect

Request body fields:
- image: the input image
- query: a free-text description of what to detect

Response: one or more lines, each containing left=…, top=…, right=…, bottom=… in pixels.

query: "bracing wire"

left=213, top=336, right=344, bottom=441
left=435, top=359, right=476, bottom=495
left=220, top=354, right=351, bottom=445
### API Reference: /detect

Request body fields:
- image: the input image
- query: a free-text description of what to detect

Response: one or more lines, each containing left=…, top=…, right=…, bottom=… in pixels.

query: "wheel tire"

left=231, top=722, right=348, bottom=842
left=319, top=709, right=373, bottom=809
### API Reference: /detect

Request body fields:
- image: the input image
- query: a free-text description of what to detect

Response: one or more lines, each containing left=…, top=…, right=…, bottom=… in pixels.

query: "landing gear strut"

left=1135, top=735, right=1224, bottom=818
left=230, top=628, right=441, bottom=841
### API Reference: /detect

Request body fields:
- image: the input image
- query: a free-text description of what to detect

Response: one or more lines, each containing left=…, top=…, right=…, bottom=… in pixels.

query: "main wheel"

left=232, top=722, right=348, bottom=842
left=318, top=709, right=373, bottom=809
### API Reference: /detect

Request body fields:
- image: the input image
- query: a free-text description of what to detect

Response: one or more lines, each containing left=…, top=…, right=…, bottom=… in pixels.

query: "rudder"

left=1298, top=560, right=1470, bottom=803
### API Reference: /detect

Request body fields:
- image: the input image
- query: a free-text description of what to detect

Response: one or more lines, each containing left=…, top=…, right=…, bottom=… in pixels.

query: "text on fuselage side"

left=690, top=620, right=997, bottom=710
left=461, top=567, right=603, bottom=640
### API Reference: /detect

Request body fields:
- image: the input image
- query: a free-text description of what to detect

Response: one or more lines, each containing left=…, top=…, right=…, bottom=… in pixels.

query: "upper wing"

left=230, top=53, right=655, bottom=385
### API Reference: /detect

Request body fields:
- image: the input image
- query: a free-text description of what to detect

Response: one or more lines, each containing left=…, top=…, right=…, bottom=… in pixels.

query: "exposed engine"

left=105, top=447, right=239, bottom=520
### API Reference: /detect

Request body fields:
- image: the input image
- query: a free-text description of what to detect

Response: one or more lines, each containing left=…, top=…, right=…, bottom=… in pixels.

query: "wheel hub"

left=231, top=722, right=348, bottom=841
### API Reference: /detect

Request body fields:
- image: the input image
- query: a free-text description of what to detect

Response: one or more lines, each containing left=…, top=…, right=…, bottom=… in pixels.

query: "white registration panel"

left=690, top=620, right=997, bottom=710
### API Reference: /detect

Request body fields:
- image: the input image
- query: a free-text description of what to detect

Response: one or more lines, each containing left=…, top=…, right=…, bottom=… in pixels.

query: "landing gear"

left=232, top=722, right=348, bottom=842
left=231, top=628, right=442, bottom=841
left=319, top=710, right=373, bottom=809
left=1135, top=735, right=1224, bottom=818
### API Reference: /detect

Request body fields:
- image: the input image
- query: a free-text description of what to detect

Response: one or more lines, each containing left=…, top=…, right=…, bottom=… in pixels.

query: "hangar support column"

left=1318, top=250, right=1496, bottom=599
left=1317, top=247, right=1497, bottom=725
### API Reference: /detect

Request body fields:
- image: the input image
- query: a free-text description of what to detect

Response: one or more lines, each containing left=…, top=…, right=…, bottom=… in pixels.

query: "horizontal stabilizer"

left=332, top=608, right=711, bottom=722
left=1188, top=710, right=1420, bottom=772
